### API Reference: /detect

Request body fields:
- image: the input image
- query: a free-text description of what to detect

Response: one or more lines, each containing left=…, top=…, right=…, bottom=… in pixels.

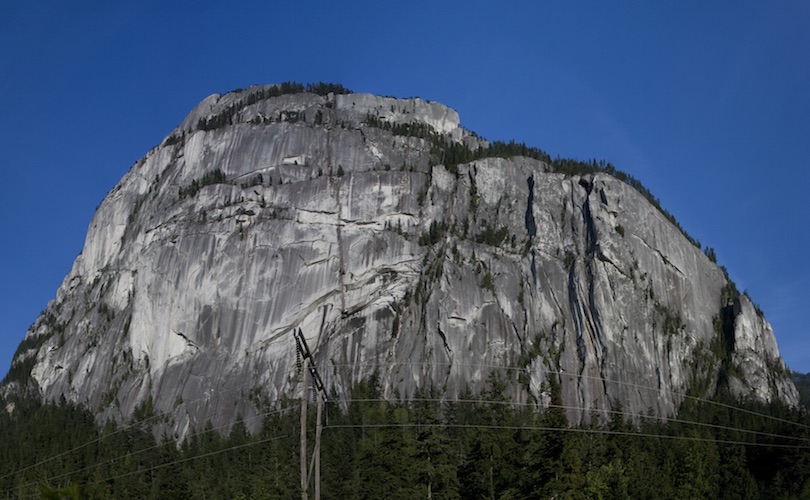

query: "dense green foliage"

left=197, top=81, right=352, bottom=131
left=304, top=82, right=353, bottom=97
left=792, top=372, right=810, bottom=408
left=418, top=220, right=448, bottom=246
left=178, top=169, right=227, bottom=199
left=2, top=377, right=810, bottom=499
left=3, top=311, right=67, bottom=386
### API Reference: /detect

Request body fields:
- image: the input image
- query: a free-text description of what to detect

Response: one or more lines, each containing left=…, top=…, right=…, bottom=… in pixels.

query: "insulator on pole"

left=296, top=340, right=303, bottom=372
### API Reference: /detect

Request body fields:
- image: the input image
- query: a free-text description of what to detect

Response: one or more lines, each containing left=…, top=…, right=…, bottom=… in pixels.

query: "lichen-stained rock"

left=4, top=84, right=798, bottom=440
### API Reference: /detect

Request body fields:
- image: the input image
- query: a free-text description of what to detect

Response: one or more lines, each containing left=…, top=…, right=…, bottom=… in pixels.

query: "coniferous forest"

left=2, top=375, right=810, bottom=499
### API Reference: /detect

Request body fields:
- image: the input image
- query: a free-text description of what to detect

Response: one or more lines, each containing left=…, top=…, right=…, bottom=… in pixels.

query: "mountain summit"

left=3, top=83, right=798, bottom=440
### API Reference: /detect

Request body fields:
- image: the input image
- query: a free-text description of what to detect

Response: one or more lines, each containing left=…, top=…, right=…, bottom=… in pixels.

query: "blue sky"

left=1, top=1, right=809, bottom=375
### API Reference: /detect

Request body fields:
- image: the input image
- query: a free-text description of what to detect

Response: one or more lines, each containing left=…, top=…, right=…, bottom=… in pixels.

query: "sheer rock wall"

left=6, top=86, right=797, bottom=439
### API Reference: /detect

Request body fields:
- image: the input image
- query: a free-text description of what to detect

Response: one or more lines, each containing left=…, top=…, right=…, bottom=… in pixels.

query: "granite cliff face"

left=3, top=85, right=798, bottom=439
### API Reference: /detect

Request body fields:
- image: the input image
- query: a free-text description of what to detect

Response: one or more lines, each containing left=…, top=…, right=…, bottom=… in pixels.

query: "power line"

left=0, top=402, right=167, bottom=483
left=0, top=385, right=279, bottom=484
left=5, top=342, right=802, bottom=485
left=0, top=404, right=300, bottom=497
left=0, top=409, right=291, bottom=492
left=3, top=359, right=806, bottom=494
left=61, top=433, right=292, bottom=499
left=328, top=359, right=810, bottom=430
left=39, top=420, right=810, bottom=498
left=13, top=394, right=809, bottom=494
left=342, top=397, right=810, bottom=444
left=323, top=423, right=810, bottom=450
left=5, top=395, right=809, bottom=497
left=0, top=327, right=307, bottom=486
left=4, top=364, right=805, bottom=490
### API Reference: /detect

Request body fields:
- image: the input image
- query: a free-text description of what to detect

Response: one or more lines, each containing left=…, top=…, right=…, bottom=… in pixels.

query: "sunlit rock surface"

left=5, top=85, right=798, bottom=439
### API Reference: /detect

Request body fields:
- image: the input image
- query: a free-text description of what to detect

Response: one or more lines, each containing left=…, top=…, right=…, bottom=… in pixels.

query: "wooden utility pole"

left=299, top=355, right=309, bottom=500
left=294, top=328, right=327, bottom=500
left=314, top=396, right=323, bottom=500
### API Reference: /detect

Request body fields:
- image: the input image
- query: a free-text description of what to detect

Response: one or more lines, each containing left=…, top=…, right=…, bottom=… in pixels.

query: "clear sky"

left=1, top=1, right=809, bottom=376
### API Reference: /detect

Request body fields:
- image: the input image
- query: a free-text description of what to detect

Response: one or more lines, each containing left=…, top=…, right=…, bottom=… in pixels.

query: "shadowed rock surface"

left=3, top=85, right=798, bottom=440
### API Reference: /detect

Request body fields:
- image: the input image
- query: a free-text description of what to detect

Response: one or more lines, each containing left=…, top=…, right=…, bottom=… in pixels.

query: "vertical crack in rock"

left=525, top=175, right=537, bottom=238
left=335, top=179, right=347, bottom=314
left=568, top=268, right=587, bottom=370
left=436, top=322, right=452, bottom=358
left=324, top=122, right=334, bottom=179
left=316, top=304, right=330, bottom=349
left=580, top=178, right=598, bottom=258
left=526, top=175, right=538, bottom=287
left=581, top=181, right=610, bottom=403
left=566, top=179, right=611, bottom=413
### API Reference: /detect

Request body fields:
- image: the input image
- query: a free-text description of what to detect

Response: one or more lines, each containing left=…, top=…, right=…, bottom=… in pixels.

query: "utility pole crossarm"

left=294, top=328, right=327, bottom=402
